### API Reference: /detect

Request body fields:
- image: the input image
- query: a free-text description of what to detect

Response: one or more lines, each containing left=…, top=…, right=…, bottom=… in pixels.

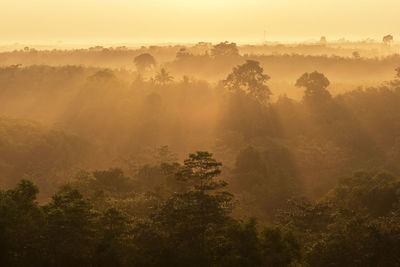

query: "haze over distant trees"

left=1, top=39, right=400, bottom=266
left=383, top=34, right=394, bottom=45
left=134, top=53, right=156, bottom=72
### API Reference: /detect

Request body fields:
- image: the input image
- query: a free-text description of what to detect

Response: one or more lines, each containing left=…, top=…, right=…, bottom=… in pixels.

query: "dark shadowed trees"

left=131, top=151, right=234, bottom=266
left=43, top=187, right=99, bottom=266
left=279, top=171, right=400, bottom=267
left=95, top=208, right=134, bottom=267
left=132, top=151, right=302, bottom=266
left=0, top=180, right=44, bottom=266
left=231, top=145, right=301, bottom=221
left=326, top=171, right=400, bottom=217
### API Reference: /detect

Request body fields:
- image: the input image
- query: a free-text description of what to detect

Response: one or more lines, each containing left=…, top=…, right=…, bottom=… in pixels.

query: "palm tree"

left=154, top=68, right=174, bottom=85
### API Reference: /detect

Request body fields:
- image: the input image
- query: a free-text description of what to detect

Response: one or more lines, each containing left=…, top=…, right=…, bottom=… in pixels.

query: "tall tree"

left=154, top=68, right=174, bottom=85
left=135, top=152, right=234, bottom=266
left=383, top=34, right=394, bottom=45
left=296, top=71, right=331, bottom=101
left=134, top=53, right=156, bottom=72
left=224, top=60, right=271, bottom=104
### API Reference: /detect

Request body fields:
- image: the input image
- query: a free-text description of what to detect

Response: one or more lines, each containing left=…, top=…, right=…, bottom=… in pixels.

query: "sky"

left=1, top=0, right=399, bottom=45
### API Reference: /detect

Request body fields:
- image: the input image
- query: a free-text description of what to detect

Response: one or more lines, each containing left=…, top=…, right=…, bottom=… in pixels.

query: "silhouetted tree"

left=134, top=53, right=156, bottom=72
left=175, top=151, right=227, bottom=192
left=154, top=68, right=174, bottom=85
left=383, top=34, right=394, bottom=45
left=224, top=60, right=271, bottom=103
left=296, top=71, right=331, bottom=103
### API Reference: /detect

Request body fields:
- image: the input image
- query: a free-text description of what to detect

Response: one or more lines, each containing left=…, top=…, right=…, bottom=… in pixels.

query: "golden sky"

left=1, top=0, right=399, bottom=44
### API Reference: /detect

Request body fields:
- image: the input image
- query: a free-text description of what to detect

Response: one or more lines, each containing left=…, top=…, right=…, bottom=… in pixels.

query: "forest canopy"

left=1, top=39, right=400, bottom=266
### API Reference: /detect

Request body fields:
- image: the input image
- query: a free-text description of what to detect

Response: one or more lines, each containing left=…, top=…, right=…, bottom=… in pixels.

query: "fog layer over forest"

left=2, top=40, right=400, bottom=266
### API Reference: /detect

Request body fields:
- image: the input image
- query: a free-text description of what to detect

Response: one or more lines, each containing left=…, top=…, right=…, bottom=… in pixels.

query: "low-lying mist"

left=2, top=40, right=400, bottom=266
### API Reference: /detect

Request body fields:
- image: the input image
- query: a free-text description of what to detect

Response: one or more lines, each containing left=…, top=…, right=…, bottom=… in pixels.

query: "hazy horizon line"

left=0, top=35, right=398, bottom=49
